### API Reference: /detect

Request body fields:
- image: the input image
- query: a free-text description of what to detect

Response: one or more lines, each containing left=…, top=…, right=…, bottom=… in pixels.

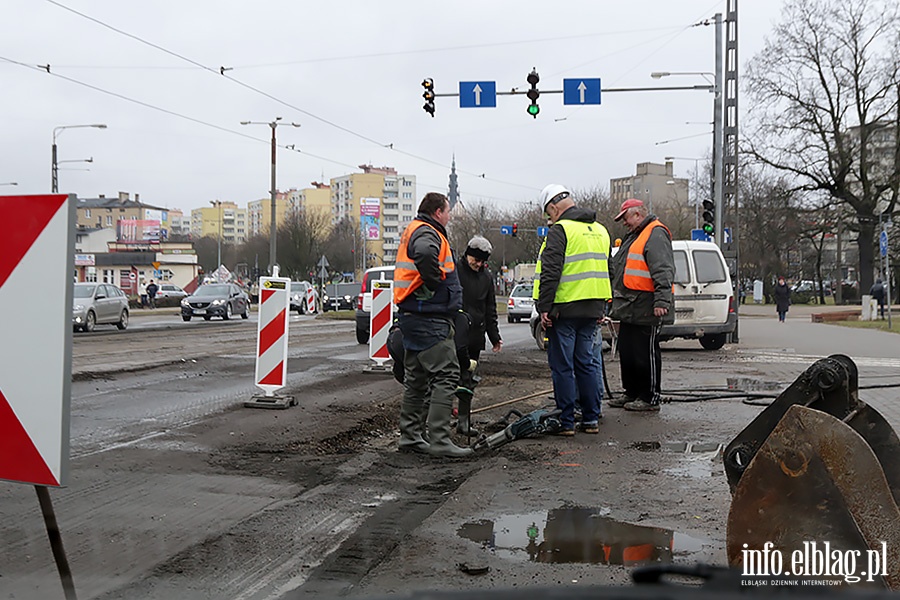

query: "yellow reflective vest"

left=533, top=219, right=611, bottom=303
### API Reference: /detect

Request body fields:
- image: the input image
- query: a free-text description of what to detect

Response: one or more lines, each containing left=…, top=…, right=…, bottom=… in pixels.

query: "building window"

left=402, top=193, right=412, bottom=199
left=85, top=267, right=97, bottom=282
left=402, top=204, right=413, bottom=212
left=85, top=209, right=91, bottom=218
left=403, top=180, right=412, bottom=187
left=106, top=216, right=113, bottom=226
left=102, top=269, right=114, bottom=283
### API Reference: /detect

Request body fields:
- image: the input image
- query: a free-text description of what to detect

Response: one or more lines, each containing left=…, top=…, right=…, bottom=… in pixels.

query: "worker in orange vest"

left=608, top=198, right=675, bottom=412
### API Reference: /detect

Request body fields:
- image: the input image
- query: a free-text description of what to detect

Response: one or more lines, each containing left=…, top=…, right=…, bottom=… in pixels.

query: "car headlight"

left=181, top=299, right=190, bottom=306
left=211, top=299, right=225, bottom=306
left=73, top=304, right=84, bottom=312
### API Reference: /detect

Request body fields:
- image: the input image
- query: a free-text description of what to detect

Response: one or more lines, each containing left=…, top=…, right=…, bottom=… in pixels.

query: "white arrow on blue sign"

left=563, top=78, right=601, bottom=105
left=881, top=230, right=889, bottom=257
left=459, top=81, right=497, bottom=108
left=500, top=225, right=513, bottom=235
left=537, top=226, right=549, bottom=237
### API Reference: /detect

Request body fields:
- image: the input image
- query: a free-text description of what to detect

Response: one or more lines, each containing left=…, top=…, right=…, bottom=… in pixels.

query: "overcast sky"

left=1, top=0, right=785, bottom=214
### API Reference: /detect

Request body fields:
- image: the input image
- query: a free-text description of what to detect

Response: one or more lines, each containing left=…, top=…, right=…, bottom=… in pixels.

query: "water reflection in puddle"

left=458, top=508, right=711, bottom=566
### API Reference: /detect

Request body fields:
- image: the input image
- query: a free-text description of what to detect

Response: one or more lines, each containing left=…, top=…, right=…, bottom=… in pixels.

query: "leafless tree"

left=744, top=0, right=900, bottom=294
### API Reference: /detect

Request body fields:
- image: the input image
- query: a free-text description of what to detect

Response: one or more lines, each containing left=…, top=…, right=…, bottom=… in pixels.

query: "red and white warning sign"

left=255, top=277, right=290, bottom=396
left=0, top=194, right=74, bottom=487
left=306, top=286, right=316, bottom=314
left=369, top=280, right=393, bottom=366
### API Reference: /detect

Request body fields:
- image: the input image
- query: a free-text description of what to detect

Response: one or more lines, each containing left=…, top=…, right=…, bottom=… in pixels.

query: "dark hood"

left=558, top=206, right=598, bottom=224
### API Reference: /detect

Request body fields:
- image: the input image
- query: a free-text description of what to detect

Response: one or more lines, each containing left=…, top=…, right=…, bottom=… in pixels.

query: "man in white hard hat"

left=534, top=184, right=612, bottom=435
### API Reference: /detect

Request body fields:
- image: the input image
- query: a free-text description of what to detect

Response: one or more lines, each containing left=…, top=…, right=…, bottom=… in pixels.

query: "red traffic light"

left=512, top=223, right=518, bottom=237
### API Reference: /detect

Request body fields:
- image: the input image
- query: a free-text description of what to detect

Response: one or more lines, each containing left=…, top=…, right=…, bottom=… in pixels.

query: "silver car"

left=73, top=283, right=130, bottom=332
left=155, top=283, right=187, bottom=300
left=507, top=282, right=534, bottom=323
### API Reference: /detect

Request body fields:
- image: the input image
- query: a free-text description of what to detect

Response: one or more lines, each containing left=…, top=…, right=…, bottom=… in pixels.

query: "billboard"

left=118, top=219, right=161, bottom=243
left=360, top=197, right=381, bottom=240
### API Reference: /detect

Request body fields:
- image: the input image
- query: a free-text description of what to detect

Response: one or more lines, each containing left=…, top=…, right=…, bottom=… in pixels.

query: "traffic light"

left=526, top=69, right=540, bottom=118
left=701, top=200, right=715, bottom=236
left=512, top=223, right=518, bottom=237
left=422, top=78, right=435, bottom=117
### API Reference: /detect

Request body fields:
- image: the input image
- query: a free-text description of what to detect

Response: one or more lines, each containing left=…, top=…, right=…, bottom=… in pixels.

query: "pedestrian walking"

left=870, top=278, right=886, bottom=319
left=454, top=235, right=502, bottom=436
left=139, top=279, right=149, bottom=308
left=774, top=277, right=791, bottom=323
left=146, top=280, right=159, bottom=309
left=607, top=198, right=674, bottom=413
left=534, top=184, right=611, bottom=435
left=394, top=192, right=472, bottom=458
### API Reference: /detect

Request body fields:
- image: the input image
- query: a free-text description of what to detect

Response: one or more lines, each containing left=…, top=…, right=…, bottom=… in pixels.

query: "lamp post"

left=652, top=59, right=723, bottom=248
left=666, top=156, right=705, bottom=229
left=240, top=117, right=300, bottom=276
left=52, top=124, right=107, bottom=193
left=210, top=200, right=223, bottom=282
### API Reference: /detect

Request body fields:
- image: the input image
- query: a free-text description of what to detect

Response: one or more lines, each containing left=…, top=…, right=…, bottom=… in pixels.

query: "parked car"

left=290, top=281, right=318, bottom=314
left=530, top=240, right=736, bottom=351
left=507, top=282, right=534, bottom=323
left=154, top=283, right=187, bottom=300
left=181, top=283, right=250, bottom=321
left=356, top=266, right=395, bottom=344
left=323, top=282, right=360, bottom=312
left=73, top=283, right=129, bottom=332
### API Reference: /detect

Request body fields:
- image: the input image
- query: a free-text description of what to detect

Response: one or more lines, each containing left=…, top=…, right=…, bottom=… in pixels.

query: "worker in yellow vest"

left=608, top=198, right=675, bottom=412
left=535, top=184, right=612, bottom=436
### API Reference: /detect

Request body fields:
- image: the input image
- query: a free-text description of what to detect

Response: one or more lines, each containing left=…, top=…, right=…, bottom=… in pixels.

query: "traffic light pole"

left=713, top=12, right=725, bottom=248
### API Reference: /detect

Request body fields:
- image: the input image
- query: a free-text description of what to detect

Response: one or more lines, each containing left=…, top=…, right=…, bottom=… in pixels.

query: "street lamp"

left=210, top=200, right=223, bottom=282
left=240, top=117, right=300, bottom=276
left=666, top=156, right=705, bottom=229
left=52, top=124, right=107, bottom=193
left=652, top=67, right=722, bottom=246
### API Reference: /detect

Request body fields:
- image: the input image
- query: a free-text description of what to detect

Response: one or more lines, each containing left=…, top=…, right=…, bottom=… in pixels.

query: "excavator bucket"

left=723, top=354, right=900, bottom=503
left=726, top=405, right=900, bottom=589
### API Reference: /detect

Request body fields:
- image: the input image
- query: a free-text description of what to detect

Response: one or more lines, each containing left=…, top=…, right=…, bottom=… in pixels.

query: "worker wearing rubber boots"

left=394, top=192, right=473, bottom=458
left=455, top=235, right=502, bottom=436
left=535, top=184, right=611, bottom=436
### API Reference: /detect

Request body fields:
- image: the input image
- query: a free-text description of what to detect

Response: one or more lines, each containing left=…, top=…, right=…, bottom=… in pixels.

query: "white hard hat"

left=539, top=184, right=571, bottom=212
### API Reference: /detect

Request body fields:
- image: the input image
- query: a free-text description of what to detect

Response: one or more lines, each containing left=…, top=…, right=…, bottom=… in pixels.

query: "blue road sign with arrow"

left=537, top=226, right=549, bottom=237
left=459, top=81, right=497, bottom=108
left=500, top=225, right=513, bottom=235
left=881, top=230, right=889, bottom=257
left=563, top=78, right=601, bottom=105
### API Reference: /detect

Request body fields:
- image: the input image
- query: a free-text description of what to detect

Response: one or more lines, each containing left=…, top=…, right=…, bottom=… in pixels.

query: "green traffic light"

left=527, top=104, right=540, bottom=116
left=702, top=223, right=714, bottom=235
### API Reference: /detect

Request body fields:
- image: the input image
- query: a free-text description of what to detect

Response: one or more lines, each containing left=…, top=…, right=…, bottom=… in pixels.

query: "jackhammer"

left=472, top=407, right=563, bottom=452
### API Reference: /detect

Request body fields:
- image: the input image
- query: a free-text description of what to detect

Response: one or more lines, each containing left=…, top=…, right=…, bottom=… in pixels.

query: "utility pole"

left=712, top=12, right=725, bottom=248
left=241, top=118, right=300, bottom=275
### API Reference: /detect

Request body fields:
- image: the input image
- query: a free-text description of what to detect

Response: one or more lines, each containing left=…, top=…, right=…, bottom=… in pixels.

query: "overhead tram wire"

left=42, top=0, right=541, bottom=195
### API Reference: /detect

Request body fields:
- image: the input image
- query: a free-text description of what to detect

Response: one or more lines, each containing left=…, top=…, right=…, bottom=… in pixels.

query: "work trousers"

left=617, top=321, right=662, bottom=405
left=402, top=334, right=459, bottom=416
left=546, top=317, right=601, bottom=429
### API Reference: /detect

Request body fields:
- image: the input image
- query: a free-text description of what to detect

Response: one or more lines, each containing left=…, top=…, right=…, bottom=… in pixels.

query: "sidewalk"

left=737, top=301, right=895, bottom=319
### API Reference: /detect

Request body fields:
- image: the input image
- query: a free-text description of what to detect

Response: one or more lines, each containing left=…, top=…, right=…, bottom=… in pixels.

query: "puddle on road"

left=458, top=508, right=712, bottom=566
left=629, top=441, right=725, bottom=478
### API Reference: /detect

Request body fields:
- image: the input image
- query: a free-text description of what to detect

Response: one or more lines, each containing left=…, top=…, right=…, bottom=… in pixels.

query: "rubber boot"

left=425, top=398, right=474, bottom=458
left=398, top=400, right=429, bottom=454
left=455, top=389, right=479, bottom=436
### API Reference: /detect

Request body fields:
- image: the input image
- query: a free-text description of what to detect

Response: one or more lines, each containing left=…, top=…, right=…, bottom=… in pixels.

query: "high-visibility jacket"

left=532, top=240, right=546, bottom=301
left=623, top=220, right=672, bottom=292
left=534, top=220, right=611, bottom=304
left=393, top=219, right=457, bottom=309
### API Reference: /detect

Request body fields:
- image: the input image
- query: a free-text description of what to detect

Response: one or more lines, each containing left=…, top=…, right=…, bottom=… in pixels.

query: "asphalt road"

left=3, top=312, right=899, bottom=599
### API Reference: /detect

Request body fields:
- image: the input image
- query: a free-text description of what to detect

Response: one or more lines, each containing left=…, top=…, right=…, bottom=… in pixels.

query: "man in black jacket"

left=608, top=199, right=674, bottom=413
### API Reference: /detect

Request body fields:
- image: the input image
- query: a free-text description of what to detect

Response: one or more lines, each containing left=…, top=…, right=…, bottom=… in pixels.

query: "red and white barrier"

left=306, top=286, right=316, bottom=314
left=368, top=280, right=393, bottom=367
left=254, top=277, right=290, bottom=396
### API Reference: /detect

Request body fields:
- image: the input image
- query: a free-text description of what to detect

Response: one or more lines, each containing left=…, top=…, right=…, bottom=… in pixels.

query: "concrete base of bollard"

left=244, top=394, right=297, bottom=409
left=362, top=363, right=392, bottom=375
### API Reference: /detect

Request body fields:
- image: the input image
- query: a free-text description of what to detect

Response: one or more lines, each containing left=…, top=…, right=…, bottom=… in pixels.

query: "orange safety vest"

left=393, top=220, right=455, bottom=305
left=623, top=220, right=671, bottom=292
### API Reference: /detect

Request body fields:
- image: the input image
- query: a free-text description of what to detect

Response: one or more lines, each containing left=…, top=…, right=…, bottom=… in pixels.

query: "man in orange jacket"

left=608, top=199, right=674, bottom=412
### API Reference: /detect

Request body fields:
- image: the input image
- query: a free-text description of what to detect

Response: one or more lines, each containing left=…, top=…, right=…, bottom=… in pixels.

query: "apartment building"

left=190, top=201, right=247, bottom=244
left=247, top=191, right=291, bottom=237
left=610, top=161, right=688, bottom=212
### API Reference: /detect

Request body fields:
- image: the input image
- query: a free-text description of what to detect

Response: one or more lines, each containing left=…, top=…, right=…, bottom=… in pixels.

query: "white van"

left=664, top=240, right=736, bottom=350
left=529, top=240, right=736, bottom=351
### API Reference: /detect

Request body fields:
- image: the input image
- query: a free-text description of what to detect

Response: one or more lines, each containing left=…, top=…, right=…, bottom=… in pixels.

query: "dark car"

left=181, top=283, right=250, bottom=321
left=323, top=282, right=360, bottom=312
